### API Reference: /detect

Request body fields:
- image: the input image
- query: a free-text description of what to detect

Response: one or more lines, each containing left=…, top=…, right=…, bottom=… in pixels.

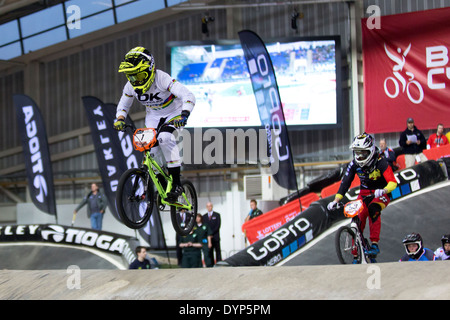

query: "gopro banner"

left=239, top=30, right=297, bottom=191
left=243, top=192, right=320, bottom=244
left=362, top=7, right=450, bottom=133
left=13, top=94, right=57, bottom=217
left=222, top=196, right=338, bottom=266
left=82, top=96, right=166, bottom=249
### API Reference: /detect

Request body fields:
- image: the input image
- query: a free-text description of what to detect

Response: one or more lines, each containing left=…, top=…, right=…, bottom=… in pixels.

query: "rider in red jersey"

left=328, top=133, right=398, bottom=259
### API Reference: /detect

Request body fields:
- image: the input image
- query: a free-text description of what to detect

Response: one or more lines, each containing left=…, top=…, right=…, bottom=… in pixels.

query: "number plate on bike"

left=343, top=199, right=364, bottom=218
left=133, top=128, right=157, bottom=151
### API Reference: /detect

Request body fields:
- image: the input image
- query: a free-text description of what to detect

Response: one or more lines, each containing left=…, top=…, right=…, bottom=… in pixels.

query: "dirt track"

left=0, top=261, right=448, bottom=300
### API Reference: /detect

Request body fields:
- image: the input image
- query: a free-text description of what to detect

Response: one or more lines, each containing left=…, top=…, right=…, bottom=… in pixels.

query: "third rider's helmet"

left=441, top=234, right=450, bottom=255
left=402, top=233, right=424, bottom=259
left=118, top=46, right=156, bottom=95
left=350, top=132, right=376, bottom=168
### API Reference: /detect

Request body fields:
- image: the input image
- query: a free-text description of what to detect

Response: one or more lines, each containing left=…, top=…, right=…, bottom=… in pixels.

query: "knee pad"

left=157, top=130, right=180, bottom=168
left=158, top=131, right=176, bottom=146
left=368, top=203, right=381, bottom=223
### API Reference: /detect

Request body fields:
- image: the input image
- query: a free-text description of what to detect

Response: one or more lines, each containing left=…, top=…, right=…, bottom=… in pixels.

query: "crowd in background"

left=383, top=117, right=449, bottom=170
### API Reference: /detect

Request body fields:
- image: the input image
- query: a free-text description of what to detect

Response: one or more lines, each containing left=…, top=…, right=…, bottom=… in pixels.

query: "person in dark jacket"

left=244, top=199, right=264, bottom=222
left=398, top=118, right=427, bottom=168
left=74, top=183, right=107, bottom=230
left=129, top=246, right=152, bottom=269
left=202, top=202, right=221, bottom=267
left=179, top=229, right=203, bottom=268
left=379, top=138, right=397, bottom=171
left=195, top=213, right=212, bottom=267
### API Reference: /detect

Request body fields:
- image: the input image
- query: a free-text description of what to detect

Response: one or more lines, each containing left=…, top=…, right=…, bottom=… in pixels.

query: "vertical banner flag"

left=13, top=94, right=57, bottom=218
left=82, top=96, right=166, bottom=249
left=362, top=7, right=450, bottom=133
left=82, top=96, right=132, bottom=221
left=238, top=30, right=298, bottom=191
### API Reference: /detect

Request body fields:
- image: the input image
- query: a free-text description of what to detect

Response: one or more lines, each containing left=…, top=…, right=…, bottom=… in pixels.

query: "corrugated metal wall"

left=1, top=0, right=449, bottom=202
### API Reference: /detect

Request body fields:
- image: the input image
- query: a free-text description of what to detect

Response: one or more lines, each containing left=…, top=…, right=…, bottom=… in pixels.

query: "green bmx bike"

left=115, top=123, right=197, bottom=236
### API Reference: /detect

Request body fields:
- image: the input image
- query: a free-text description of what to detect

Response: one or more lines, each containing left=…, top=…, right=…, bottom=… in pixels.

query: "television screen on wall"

left=167, top=36, right=342, bottom=130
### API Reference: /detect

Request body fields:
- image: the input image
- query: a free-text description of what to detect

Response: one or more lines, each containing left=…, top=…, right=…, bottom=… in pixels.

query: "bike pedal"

left=164, top=197, right=181, bottom=206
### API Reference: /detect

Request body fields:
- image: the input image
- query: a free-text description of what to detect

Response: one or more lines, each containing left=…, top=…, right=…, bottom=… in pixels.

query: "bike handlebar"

left=121, top=123, right=136, bottom=132
left=329, top=193, right=376, bottom=212
left=361, top=194, right=375, bottom=202
left=120, top=120, right=176, bottom=133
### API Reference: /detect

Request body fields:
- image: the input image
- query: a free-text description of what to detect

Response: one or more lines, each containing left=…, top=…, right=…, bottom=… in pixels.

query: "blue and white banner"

left=13, top=94, right=57, bottom=217
left=238, top=30, right=297, bottom=191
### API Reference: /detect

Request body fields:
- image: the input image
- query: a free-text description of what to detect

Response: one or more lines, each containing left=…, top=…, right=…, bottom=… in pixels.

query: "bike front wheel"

left=116, top=167, right=155, bottom=229
left=170, top=180, right=198, bottom=236
left=335, top=226, right=360, bottom=264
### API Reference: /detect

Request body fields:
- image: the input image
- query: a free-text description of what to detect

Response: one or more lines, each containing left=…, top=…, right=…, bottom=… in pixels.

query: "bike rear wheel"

left=170, top=180, right=198, bottom=236
left=335, top=226, right=360, bottom=264
left=116, top=167, right=155, bottom=229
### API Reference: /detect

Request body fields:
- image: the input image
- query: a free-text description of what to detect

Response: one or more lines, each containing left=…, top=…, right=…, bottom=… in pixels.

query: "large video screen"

left=167, top=37, right=341, bottom=129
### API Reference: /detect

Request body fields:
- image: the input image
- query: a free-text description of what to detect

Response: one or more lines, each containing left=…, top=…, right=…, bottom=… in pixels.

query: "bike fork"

left=351, top=223, right=369, bottom=264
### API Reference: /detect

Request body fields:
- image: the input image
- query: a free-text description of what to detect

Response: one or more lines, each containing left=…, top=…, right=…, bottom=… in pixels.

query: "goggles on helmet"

left=354, top=150, right=370, bottom=161
left=404, top=241, right=422, bottom=256
left=126, top=71, right=149, bottom=87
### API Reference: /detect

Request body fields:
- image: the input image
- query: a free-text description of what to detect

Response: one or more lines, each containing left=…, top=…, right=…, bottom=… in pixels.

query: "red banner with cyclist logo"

left=362, top=7, right=450, bottom=134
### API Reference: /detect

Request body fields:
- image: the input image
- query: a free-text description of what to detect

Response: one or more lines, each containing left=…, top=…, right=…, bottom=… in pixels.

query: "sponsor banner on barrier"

left=224, top=197, right=336, bottom=266
left=390, top=160, right=446, bottom=200
left=0, top=224, right=139, bottom=264
left=0, top=224, right=41, bottom=242
left=243, top=200, right=301, bottom=245
left=242, top=192, right=320, bottom=244
left=223, top=160, right=447, bottom=266
left=396, top=143, right=450, bottom=170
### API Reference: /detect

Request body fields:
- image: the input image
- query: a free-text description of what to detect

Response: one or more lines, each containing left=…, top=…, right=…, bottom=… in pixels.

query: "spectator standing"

left=427, top=123, right=448, bottom=149
left=379, top=138, right=397, bottom=171
left=175, top=209, right=189, bottom=267
left=73, top=183, right=107, bottom=230
left=202, top=202, right=222, bottom=266
left=129, top=246, right=151, bottom=269
left=244, top=199, right=264, bottom=222
left=195, top=213, right=212, bottom=267
left=398, top=118, right=427, bottom=168
left=179, top=229, right=203, bottom=268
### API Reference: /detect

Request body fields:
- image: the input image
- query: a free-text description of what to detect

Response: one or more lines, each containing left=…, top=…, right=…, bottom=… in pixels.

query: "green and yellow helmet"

left=118, top=46, right=156, bottom=95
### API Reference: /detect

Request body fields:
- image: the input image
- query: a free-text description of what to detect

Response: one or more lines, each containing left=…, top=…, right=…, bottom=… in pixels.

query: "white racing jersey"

left=434, top=247, right=450, bottom=260
left=116, top=69, right=195, bottom=128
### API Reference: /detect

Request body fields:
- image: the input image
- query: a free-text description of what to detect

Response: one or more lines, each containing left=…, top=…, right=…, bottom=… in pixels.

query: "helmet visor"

left=126, top=71, right=148, bottom=86
left=354, top=150, right=370, bottom=162
left=404, top=241, right=421, bottom=255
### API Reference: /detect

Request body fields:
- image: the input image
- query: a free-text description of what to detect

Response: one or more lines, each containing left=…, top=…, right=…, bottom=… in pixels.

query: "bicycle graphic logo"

left=383, top=43, right=424, bottom=104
